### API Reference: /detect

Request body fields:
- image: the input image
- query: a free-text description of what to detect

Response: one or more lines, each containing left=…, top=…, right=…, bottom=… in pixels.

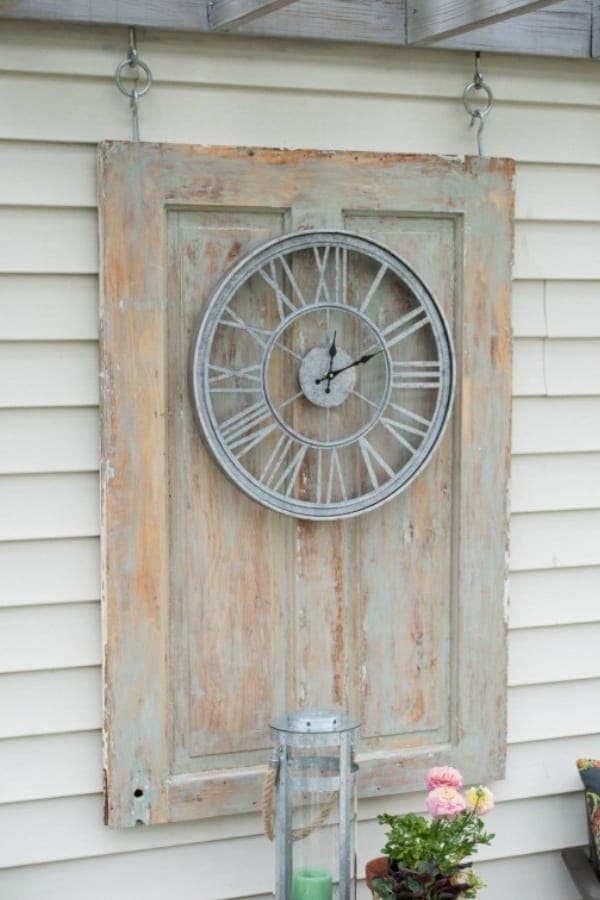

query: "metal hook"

left=462, top=52, right=494, bottom=156
left=115, top=26, right=153, bottom=142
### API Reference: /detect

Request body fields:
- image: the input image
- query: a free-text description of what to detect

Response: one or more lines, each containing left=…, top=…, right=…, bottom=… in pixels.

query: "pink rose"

left=426, top=766, right=463, bottom=791
left=426, top=786, right=467, bottom=820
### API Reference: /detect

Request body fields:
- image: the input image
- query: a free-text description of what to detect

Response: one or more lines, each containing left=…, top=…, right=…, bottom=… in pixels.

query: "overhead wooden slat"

left=241, top=0, right=593, bottom=57
left=0, top=0, right=211, bottom=31
left=0, top=0, right=593, bottom=58
left=209, top=0, right=302, bottom=30
left=407, top=0, right=562, bottom=45
left=432, top=0, right=592, bottom=57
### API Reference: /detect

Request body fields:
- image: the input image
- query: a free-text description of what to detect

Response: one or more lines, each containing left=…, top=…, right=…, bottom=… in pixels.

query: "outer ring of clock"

left=191, top=230, right=455, bottom=520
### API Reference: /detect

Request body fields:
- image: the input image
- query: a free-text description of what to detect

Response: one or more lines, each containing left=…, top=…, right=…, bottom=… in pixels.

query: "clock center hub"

left=299, top=346, right=357, bottom=408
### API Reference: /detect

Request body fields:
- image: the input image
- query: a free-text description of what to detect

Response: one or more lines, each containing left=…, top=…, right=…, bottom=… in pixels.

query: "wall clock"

left=191, top=230, right=455, bottom=519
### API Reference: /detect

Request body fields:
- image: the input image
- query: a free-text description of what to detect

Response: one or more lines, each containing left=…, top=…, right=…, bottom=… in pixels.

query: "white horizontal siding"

left=0, top=408, right=98, bottom=474
left=510, top=510, right=600, bottom=570
left=512, top=397, right=600, bottom=453
left=0, top=342, right=98, bottom=406
left=0, top=667, right=101, bottom=739
left=510, top=566, right=600, bottom=628
left=512, top=281, right=600, bottom=338
left=0, top=731, right=102, bottom=803
left=509, top=623, right=600, bottom=686
left=513, top=338, right=600, bottom=396
left=508, top=679, right=600, bottom=742
left=0, top=208, right=97, bottom=273
left=0, top=537, right=100, bottom=607
left=1, top=20, right=599, bottom=900
left=511, top=453, right=600, bottom=512
left=0, top=473, right=99, bottom=541
left=0, top=849, right=581, bottom=900
left=0, top=274, right=98, bottom=339
left=0, top=602, right=100, bottom=673
left=0, top=789, right=588, bottom=872
left=2, top=75, right=600, bottom=164
left=1, top=24, right=598, bottom=108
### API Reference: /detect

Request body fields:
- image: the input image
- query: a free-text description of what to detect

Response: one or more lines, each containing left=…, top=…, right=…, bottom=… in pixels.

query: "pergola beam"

left=407, top=0, right=565, bottom=45
left=208, top=0, right=301, bottom=31
left=0, top=0, right=594, bottom=59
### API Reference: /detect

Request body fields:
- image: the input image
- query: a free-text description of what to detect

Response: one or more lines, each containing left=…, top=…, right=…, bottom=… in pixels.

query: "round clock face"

left=192, top=230, right=455, bottom=520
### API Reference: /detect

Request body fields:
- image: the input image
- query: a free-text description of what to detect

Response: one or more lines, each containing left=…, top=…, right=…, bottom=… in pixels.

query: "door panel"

left=100, top=144, right=513, bottom=825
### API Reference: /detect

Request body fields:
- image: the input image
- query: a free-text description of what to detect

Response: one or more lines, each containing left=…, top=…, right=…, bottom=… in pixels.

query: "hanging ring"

left=115, top=57, right=153, bottom=99
left=463, top=79, right=494, bottom=121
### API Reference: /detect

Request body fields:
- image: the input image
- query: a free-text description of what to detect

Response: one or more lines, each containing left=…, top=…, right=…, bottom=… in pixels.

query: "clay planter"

left=365, top=856, right=390, bottom=898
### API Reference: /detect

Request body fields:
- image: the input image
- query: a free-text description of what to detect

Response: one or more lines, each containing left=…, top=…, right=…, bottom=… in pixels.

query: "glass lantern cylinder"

left=269, top=709, right=360, bottom=900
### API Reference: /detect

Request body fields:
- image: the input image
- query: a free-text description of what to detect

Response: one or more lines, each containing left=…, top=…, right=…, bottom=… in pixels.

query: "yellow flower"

left=465, top=785, right=494, bottom=815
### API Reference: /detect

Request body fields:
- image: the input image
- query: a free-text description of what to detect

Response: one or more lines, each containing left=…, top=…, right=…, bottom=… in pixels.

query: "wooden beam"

left=432, top=0, right=592, bottom=58
left=208, top=0, right=301, bottom=30
left=0, top=0, right=593, bottom=58
left=0, top=0, right=211, bottom=31
left=407, top=0, right=566, bottom=44
left=592, top=0, right=600, bottom=56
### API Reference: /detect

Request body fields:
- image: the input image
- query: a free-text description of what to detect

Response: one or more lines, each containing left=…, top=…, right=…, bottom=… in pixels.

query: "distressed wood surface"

left=0, top=0, right=593, bottom=58
left=100, top=144, right=513, bottom=826
left=407, top=0, right=562, bottom=44
left=209, top=0, right=301, bottom=29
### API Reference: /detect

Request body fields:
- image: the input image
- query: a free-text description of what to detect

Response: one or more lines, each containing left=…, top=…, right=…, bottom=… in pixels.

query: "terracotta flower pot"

left=365, top=856, right=390, bottom=897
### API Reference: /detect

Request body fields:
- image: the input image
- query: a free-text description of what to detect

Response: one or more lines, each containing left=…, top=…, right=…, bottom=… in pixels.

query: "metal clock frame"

left=191, top=230, right=456, bottom=520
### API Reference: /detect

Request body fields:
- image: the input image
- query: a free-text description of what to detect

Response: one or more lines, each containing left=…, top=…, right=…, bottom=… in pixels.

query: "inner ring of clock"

left=263, top=304, right=392, bottom=449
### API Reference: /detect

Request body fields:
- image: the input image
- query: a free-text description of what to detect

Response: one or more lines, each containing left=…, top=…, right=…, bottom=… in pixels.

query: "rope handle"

left=262, top=758, right=337, bottom=842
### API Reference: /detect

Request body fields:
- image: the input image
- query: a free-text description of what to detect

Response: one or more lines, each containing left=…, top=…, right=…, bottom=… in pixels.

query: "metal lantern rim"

left=269, top=707, right=360, bottom=736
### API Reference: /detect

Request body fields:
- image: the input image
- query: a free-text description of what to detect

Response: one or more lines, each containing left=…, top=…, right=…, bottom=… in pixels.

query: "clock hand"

left=324, top=331, right=337, bottom=394
left=316, top=348, right=384, bottom=385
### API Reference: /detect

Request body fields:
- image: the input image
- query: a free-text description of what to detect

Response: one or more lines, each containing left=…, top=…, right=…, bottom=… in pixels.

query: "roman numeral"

left=380, top=307, right=430, bottom=348
left=380, top=401, right=432, bottom=453
left=258, top=258, right=305, bottom=322
left=220, top=400, right=276, bottom=458
left=359, top=436, right=395, bottom=490
left=218, top=308, right=273, bottom=351
left=333, top=245, right=348, bottom=305
left=313, top=246, right=332, bottom=304
left=391, top=360, right=441, bottom=389
left=208, top=363, right=263, bottom=393
left=316, top=448, right=347, bottom=504
left=260, top=435, right=307, bottom=496
left=359, top=263, right=387, bottom=313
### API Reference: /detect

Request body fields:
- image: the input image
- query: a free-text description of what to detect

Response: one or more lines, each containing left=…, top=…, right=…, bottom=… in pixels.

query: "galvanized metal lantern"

left=266, top=709, right=360, bottom=900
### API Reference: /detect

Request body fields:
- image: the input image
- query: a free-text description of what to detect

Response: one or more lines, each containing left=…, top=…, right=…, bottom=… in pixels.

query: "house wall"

left=0, top=20, right=599, bottom=899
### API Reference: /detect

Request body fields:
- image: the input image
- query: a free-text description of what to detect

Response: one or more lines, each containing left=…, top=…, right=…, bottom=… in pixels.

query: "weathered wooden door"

left=99, top=144, right=513, bottom=826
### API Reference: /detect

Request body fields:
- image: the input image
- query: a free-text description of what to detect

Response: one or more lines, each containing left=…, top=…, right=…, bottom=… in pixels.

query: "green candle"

left=292, top=867, right=333, bottom=900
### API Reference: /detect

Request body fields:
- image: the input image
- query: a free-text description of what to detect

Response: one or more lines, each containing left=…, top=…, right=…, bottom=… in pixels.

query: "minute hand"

left=316, top=349, right=383, bottom=384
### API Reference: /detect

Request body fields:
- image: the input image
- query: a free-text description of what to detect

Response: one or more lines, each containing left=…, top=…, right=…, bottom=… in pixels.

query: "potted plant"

left=366, top=767, right=495, bottom=899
